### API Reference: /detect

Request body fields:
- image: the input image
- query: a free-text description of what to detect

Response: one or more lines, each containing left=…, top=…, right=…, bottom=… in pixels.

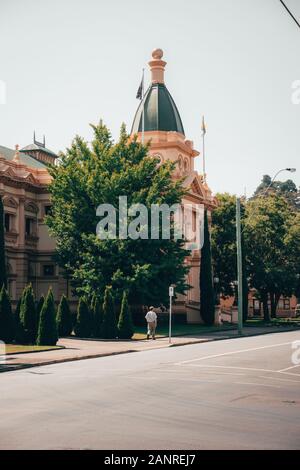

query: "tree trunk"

left=262, top=292, right=270, bottom=322
left=233, top=284, right=238, bottom=306
left=270, top=292, right=277, bottom=319
left=275, top=292, right=281, bottom=315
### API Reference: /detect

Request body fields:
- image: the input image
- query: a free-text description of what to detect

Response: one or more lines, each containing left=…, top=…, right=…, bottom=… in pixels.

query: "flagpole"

left=201, top=116, right=206, bottom=182
left=141, top=68, right=145, bottom=145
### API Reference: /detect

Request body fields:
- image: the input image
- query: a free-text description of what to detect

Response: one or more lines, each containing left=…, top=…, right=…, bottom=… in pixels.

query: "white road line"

left=185, top=364, right=277, bottom=373
left=175, top=341, right=294, bottom=365
left=192, top=370, right=246, bottom=377
left=158, top=368, right=246, bottom=377
left=234, top=382, right=281, bottom=389
left=277, top=364, right=300, bottom=373
left=259, top=375, right=300, bottom=384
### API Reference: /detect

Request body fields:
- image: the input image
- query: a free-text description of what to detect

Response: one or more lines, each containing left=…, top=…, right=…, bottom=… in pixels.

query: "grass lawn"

left=133, top=323, right=234, bottom=340
left=4, top=344, right=63, bottom=355
left=245, top=318, right=300, bottom=327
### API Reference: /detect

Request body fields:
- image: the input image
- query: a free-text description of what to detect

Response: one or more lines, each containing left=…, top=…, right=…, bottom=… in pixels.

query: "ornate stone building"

left=131, top=49, right=216, bottom=322
left=0, top=137, right=70, bottom=307
left=0, top=49, right=216, bottom=322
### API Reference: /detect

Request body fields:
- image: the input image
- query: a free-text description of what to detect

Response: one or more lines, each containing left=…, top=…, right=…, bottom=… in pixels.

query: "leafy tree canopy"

left=47, top=121, right=190, bottom=305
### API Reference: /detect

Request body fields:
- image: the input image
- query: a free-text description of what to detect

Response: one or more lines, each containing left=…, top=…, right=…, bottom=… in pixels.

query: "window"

left=4, top=213, right=11, bottom=232
left=25, top=218, right=33, bottom=236
left=152, top=153, right=163, bottom=165
left=178, top=155, right=183, bottom=171
left=278, top=298, right=290, bottom=310
left=44, top=205, right=52, bottom=216
left=28, top=262, right=35, bottom=277
left=43, top=265, right=55, bottom=277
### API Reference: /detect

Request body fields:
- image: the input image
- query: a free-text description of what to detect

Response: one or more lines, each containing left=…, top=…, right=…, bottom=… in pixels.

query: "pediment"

left=24, top=173, right=37, bottom=184
left=3, top=166, right=16, bottom=178
left=24, top=201, right=39, bottom=214
left=183, top=172, right=206, bottom=199
left=3, top=196, right=18, bottom=208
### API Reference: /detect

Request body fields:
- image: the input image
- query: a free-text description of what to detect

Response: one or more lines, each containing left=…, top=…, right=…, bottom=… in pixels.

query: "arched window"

left=178, top=155, right=183, bottom=172
left=152, top=153, right=163, bottom=165
left=184, top=158, right=189, bottom=174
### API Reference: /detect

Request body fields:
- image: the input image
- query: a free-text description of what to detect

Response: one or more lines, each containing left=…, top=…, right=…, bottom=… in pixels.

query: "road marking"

left=259, top=375, right=300, bottom=384
left=124, top=375, right=220, bottom=383
left=234, top=381, right=281, bottom=389
left=192, top=370, right=246, bottom=377
left=175, top=341, right=294, bottom=365
left=277, top=364, right=300, bottom=373
left=183, top=364, right=277, bottom=373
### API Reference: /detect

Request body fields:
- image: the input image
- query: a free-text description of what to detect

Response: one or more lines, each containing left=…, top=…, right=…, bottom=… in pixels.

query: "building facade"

left=0, top=138, right=70, bottom=307
left=1, top=49, right=216, bottom=323
left=131, top=49, right=216, bottom=322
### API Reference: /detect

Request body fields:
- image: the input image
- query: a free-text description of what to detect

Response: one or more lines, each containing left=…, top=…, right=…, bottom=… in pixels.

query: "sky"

left=0, top=0, right=299, bottom=196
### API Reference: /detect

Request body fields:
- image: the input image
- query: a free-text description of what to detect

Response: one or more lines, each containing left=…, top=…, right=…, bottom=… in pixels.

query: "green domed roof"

left=131, top=83, right=185, bottom=136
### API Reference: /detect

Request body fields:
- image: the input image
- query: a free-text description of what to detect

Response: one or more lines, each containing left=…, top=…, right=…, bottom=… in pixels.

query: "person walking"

left=145, top=306, right=157, bottom=340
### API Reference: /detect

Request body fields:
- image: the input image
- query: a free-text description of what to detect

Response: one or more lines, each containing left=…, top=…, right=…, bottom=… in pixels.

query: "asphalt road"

left=1, top=330, right=300, bottom=450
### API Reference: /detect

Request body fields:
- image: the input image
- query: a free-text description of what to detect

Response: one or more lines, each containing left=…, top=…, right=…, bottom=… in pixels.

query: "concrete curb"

left=1, top=326, right=299, bottom=374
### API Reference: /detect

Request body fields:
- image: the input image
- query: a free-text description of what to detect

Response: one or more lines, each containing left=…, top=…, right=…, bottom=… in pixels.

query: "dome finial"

left=13, top=144, right=20, bottom=163
left=149, top=48, right=166, bottom=84
left=152, top=48, right=163, bottom=60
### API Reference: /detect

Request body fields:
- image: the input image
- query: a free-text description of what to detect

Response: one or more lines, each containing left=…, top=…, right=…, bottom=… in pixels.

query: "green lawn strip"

left=245, top=318, right=300, bottom=327
left=4, top=345, right=64, bottom=355
left=133, top=323, right=234, bottom=340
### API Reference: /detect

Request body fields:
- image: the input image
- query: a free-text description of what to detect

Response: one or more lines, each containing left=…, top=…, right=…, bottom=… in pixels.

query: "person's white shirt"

left=145, top=310, right=157, bottom=323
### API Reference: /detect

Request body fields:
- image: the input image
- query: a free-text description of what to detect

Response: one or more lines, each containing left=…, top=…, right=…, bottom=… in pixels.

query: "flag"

left=136, top=80, right=143, bottom=100
left=201, top=116, right=206, bottom=135
left=136, top=70, right=144, bottom=100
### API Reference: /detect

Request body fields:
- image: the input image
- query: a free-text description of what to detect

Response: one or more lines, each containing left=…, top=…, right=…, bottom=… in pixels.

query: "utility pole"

left=236, top=198, right=243, bottom=335
left=169, top=285, right=174, bottom=344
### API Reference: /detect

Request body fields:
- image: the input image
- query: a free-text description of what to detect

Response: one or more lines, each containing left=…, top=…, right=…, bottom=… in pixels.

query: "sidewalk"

left=1, top=325, right=299, bottom=373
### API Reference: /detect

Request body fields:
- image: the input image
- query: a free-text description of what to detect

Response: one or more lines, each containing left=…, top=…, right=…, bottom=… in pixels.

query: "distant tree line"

left=211, top=175, right=300, bottom=321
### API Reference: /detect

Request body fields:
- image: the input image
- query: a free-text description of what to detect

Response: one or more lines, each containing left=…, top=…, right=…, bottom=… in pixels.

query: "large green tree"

left=211, top=193, right=237, bottom=297
left=254, top=174, right=300, bottom=211
left=244, top=194, right=300, bottom=320
left=0, top=196, right=7, bottom=289
left=200, top=210, right=215, bottom=325
left=211, top=193, right=248, bottom=320
left=46, top=122, right=189, bottom=305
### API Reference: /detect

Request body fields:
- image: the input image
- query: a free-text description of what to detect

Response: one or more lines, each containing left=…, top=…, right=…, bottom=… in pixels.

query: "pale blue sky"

left=0, top=0, right=299, bottom=196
